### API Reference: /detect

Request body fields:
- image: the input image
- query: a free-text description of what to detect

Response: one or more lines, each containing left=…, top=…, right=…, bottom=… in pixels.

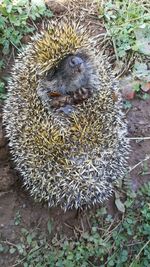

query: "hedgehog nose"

left=70, top=56, right=83, bottom=68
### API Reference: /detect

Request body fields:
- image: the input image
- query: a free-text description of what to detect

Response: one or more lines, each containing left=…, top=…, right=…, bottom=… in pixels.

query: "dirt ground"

left=0, top=85, right=150, bottom=266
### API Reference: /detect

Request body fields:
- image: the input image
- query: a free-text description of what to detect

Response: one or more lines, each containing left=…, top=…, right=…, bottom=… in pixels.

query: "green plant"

left=123, top=100, right=132, bottom=110
left=99, top=0, right=150, bottom=60
left=0, top=0, right=53, bottom=55
left=0, top=0, right=53, bottom=100
left=1, top=183, right=150, bottom=266
left=133, top=63, right=150, bottom=83
left=14, top=210, right=22, bottom=225
left=132, top=80, right=150, bottom=100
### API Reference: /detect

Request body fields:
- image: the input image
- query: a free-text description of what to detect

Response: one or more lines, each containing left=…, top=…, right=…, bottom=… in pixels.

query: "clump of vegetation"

left=0, top=0, right=53, bottom=99
left=1, top=183, right=150, bottom=266
left=132, top=62, right=150, bottom=100
left=99, top=0, right=150, bottom=60
left=0, top=0, right=52, bottom=55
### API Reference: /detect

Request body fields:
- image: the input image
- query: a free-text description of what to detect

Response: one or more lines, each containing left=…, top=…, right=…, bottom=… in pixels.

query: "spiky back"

left=3, top=22, right=129, bottom=210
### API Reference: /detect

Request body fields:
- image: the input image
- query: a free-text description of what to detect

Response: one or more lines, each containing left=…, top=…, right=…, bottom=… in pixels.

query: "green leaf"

left=9, top=247, right=16, bottom=254
left=133, top=83, right=140, bottom=92
left=115, top=198, right=125, bottom=213
left=31, top=0, right=46, bottom=8
left=27, top=234, right=32, bottom=245
left=2, top=39, right=10, bottom=55
left=0, top=244, right=4, bottom=253
left=16, top=243, right=25, bottom=255
left=133, top=63, right=150, bottom=82
left=126, top=218, right=133, bottom=224
left=120, top=249, right=128, bottom=263
left=0, top=16, right=7, bottom=27
left=8, top=14, right=21, bottom=26
left=0, top=60, right=5, bottom=69
left=6, top=4, right=13, bottom=13
left=115, top=192, right=125, bottom=213
left=108, top=259, right=115, bottom=266
left=47, top=220, right=52, bottom=234
left=123, top=100, right=132, bottom=109
left=134, top=26, right=150, bottom=56
left=142, top=93, right=150, bottom=100
left=21, top=228, right=29, bottom=235
left=0, top=81, right=5, bottom=93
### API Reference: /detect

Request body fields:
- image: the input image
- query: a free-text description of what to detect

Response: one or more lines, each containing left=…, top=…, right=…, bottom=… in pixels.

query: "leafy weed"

left=1, top=183, right=150, bottom=266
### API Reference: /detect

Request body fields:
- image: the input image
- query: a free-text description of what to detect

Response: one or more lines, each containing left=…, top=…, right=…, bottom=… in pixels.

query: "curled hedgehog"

left=3, top=21, right=129, bottom=210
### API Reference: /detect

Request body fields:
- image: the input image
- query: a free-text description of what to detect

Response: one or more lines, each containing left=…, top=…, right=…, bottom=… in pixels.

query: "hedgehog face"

left=57, top=54, right=89, bottom=94
left=46, top=53, right=93, bottom=96
left=36, top=52, right=97, bottom=110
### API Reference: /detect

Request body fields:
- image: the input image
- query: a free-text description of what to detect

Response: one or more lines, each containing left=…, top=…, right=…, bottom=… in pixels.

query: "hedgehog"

left=3, top=21, right=129, bottom=210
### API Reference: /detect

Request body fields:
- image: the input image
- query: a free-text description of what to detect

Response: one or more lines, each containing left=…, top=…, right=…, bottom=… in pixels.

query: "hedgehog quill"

left=3, top=21, right=129, bottom=210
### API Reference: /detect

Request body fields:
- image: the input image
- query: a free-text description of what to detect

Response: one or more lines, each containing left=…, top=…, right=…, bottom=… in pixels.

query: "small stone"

left=122, top=85, right=135, bottom=100
left=120, top=76, right=136, bottom=100
left=141, top=82, right=150, bottom=92
left=45, top=0, right=67, bottom=14
left=21, top=35, right=31, bottom=44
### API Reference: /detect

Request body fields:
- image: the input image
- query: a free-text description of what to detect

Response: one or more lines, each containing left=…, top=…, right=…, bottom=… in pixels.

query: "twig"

left=105, top=25, right=119, bottom=62
left=125, top=108, right=131, bottom=115
left=11, top=257, right=27, bottom=267
left=127, top=241, right=144, bottom=247
left=2, top=240, right=18, bottom=248
left=10, top=41, right=22, bottom=52
left=85, top=213, right=91, bottom=229
left=103, top=220, right=123, bottom=242
left=6, top=50, right=13, bottom=67
left=74, top=226, right=83, bottom=234
left=87, top=260, right=96, bottom=267
left=128, top=137, right=150, bottom=140
left=128, top=155, right=150, bottom=173
left=29, top=18, right=38, bottom=30
left=64, top=222, right=74, bottom=230
left=129, top=239, right=150, bottom=267
left=101, top=217, right=116, bottom=238
left=80, top=218, right=85, bottom=233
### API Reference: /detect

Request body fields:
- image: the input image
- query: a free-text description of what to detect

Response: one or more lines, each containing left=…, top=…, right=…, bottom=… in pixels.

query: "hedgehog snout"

left=69, top=56, right=84, bottom=68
